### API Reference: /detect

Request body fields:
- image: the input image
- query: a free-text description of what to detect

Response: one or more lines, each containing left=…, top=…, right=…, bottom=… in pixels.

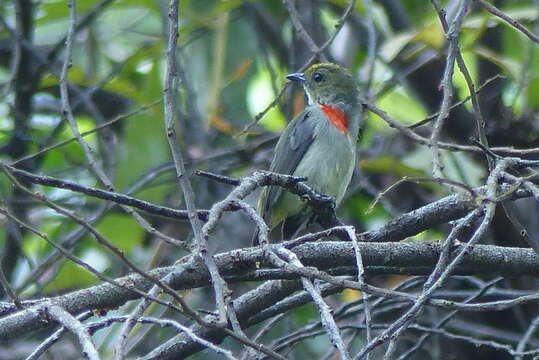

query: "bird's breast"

left=319, top=103, right=348, bottom=135
left=294, top=123, right=356, bottom=204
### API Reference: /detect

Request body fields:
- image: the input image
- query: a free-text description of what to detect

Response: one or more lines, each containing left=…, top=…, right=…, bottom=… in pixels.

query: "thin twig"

left=363, top=0, right=377, bottom=96
left=45, top=305, right=100, bottom=360
left=429, top=0, right=469, bottom=179
left=5, top=163, right=204, bottom=228
left=272, top=247, right=351, bottom=360
left=354, top=206, right=490, bottom=358
left=475, top=0, right=539, bottom=44
left=397, top=277, right=503, bottom=360
left=408, top=75, right=502, bottom=129
left=346, top=228, right=372, bottom=359
left=367, top=175, right=477, bottom=213
left=364, top=101, right=539, bottom=156
left=11, top=99, right=161, bottom=166
left=59, top=0, right=181, bottom=247
left=355, top=155, right=509, bottom=358
left=516, top=314, right=539, bottom=360
left=94, top=316, right=238, bottom=359
left=282, top=0, right=324, bottom=57
left=432, top=0, right=492, bottom=170
left=26, top=311, right=93, bottom=360
left=162, top=0, right=231, bottom=329
left=0, top=165, right=200, bottom=320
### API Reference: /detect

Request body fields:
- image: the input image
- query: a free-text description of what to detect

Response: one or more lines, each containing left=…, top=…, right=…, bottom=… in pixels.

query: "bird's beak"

left=286, top=72, right=306, bottom=82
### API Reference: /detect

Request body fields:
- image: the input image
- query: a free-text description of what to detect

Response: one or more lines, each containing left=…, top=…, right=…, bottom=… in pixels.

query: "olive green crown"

left=303, top=63, right=359, bottom=105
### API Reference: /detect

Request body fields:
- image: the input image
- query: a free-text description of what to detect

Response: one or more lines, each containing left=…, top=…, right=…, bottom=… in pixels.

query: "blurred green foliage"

left=0, top=0, right=536, bottom=284
left=1, top=0, right=539, bottom=357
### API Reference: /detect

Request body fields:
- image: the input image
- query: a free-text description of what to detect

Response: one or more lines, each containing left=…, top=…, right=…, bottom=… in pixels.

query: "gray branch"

left=1, top=241, right=538, bottom=342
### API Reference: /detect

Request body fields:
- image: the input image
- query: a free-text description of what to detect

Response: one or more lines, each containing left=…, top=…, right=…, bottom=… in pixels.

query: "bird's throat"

left=320, top=103, right=348, bottom=135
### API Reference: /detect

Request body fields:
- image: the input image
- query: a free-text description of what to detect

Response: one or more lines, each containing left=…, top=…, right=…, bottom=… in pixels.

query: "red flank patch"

left=320, top=104, right=348, bottom=135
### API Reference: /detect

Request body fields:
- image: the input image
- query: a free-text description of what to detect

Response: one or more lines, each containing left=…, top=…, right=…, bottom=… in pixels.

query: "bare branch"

left=475, top=0, right=539, bottom=44
left=46, top=305, right=100, bottom=360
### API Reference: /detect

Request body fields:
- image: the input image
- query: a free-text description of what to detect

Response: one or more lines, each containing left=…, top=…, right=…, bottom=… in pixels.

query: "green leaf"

left=375, top=88, right=427, bottom=127
left=247, top=65, right=286, bottom=132
left=43, top=259, right=100, bottom=292
left=93, top=214, right=144, bottom=252
left=465, top=6, right=539, bottom=30
left=475, top=46, right=521, bottom=80
left=527, top=77, right=539, bottom=109
left=360, top=156, right=425, bottom=177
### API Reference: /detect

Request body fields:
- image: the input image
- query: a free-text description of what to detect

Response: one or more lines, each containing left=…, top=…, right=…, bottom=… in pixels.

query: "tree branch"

left=1, top=241, right=538, bottom=342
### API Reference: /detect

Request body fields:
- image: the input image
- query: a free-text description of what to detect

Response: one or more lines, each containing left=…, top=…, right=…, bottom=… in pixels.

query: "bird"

left=255, top=63, right=362, bottom=243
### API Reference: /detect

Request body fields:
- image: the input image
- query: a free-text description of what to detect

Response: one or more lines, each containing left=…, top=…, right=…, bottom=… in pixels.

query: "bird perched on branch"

left=255, top=63, right=362, bottom=243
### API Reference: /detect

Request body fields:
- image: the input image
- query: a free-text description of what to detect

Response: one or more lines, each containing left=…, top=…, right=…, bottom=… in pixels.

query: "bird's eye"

left=313, top=72, right=324, bottom=82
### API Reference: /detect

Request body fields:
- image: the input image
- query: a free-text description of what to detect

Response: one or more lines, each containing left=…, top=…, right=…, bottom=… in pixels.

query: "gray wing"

left=261, top=108, right=316, bottom=219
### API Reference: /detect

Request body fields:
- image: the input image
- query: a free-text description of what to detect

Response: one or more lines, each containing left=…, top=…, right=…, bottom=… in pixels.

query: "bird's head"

left=286, top=63, right=359, bottom=108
